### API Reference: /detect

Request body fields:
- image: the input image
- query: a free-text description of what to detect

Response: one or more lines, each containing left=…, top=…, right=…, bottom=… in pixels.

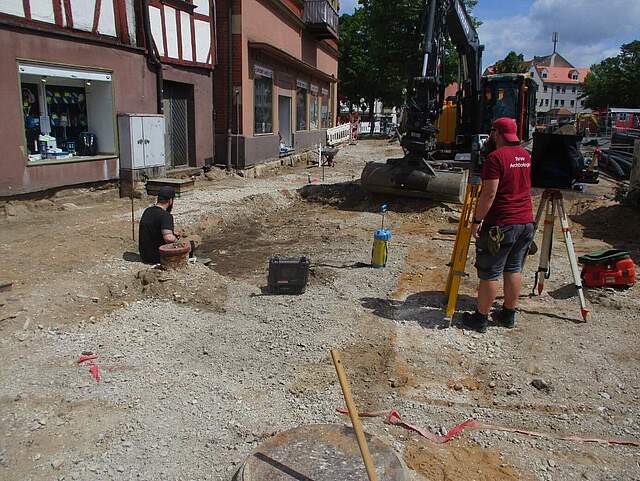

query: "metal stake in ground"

left=330, top=350, right=379, bottom=481
left=130, top=177, right=135, bottom=241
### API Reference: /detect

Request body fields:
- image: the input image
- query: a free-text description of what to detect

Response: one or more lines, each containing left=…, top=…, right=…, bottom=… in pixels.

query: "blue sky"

left=339, top=0, right=640, bottom=69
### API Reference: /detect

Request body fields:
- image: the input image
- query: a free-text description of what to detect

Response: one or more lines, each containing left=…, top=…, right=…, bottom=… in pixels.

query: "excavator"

left=360, top=0, right=537, bottom=203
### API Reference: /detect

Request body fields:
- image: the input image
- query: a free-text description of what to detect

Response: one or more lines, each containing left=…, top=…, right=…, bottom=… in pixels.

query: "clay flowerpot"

left=159, top=241, right=191, bottom=269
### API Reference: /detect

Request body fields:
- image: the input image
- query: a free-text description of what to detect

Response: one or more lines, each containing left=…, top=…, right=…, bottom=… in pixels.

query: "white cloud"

left=339, top=0, right=359, bottom=14
left=478, top=0, right=640, bottom=68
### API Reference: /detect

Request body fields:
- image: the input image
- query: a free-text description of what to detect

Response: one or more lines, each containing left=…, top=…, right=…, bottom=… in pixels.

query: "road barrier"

left=327, top=123, right=352, bottom=146
left=359, top=121, right=382, bottom=134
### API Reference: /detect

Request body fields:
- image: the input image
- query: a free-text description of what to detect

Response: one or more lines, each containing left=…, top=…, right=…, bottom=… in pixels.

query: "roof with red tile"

left=536, top=66, right=590, bottom=84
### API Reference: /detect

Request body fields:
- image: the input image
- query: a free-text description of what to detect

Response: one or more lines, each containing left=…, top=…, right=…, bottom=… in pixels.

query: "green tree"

left=583, top=41, right=640, bottom=109
left=338, top=10, right=368, bottom=109
left=494, top=51, right=528, bottom=74
left=338, top=0, right=480, bottom=114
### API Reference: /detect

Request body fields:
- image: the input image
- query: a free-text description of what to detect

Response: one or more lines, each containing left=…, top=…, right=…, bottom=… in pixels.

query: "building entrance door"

left=162, top=81, right=194, bottom=167
left=278, top=95, right=292, bottom=147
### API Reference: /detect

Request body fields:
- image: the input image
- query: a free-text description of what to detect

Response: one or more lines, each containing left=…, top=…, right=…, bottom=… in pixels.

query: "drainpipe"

left=226, top=3, right=233, bottom=171
left=142, top=0, right=163, bottom=114
left=210, top=0, right=218, bottom=166
left=212, top=0, right=219, bottom=67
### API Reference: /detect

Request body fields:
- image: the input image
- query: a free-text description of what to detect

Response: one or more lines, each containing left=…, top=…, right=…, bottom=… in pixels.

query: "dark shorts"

left=475, top=223, right=534, bottom=281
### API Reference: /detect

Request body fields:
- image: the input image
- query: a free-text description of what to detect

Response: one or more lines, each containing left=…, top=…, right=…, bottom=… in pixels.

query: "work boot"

left=462, top=311, right=488, bottom=333
left=492, top=306, right=516, bottom=328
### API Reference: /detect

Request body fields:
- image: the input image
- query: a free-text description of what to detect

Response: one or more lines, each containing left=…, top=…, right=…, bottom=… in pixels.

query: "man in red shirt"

left=463, top=117, right=534, bottom=333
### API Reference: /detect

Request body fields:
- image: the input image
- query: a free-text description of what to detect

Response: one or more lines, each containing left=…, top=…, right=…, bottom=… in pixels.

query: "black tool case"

left=268, top=256, right=310, bottom=294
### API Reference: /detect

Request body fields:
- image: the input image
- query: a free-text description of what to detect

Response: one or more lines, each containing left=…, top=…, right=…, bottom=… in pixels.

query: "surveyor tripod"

left=531, top=189, right=590, bottom=322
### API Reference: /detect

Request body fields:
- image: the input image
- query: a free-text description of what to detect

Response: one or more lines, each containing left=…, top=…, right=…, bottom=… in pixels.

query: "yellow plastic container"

left=371, top=229, right=391, bottom=268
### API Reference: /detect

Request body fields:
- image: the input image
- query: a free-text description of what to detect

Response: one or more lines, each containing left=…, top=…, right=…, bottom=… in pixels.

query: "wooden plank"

left=22, top=0, right=31, bottom=19
left=62, top=0, right=73, bottom=26
left=146, top=178, right=195, bottom=196
left=92, top=0, right=102, bottom=32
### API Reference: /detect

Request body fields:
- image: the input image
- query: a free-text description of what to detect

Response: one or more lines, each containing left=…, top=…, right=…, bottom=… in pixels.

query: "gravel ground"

left=1, top=140, right=640, bottom=481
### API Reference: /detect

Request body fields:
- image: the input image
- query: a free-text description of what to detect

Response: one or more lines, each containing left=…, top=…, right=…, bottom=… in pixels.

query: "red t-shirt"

left=481, top=145, right=534, bottom=226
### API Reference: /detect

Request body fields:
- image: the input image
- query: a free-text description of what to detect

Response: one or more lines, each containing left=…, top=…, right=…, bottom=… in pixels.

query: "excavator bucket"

left=360, top=160, right=469, bottom=204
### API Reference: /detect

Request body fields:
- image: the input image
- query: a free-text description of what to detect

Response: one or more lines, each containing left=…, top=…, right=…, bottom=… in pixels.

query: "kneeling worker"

left=464, top=118, right=534, bottom=333
left=139, top=186, right=178, bottom=264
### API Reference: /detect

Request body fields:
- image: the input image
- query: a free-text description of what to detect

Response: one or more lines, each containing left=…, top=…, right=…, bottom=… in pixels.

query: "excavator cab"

left=480, top=74, right=537, bottom=144
left=435, top=74, right=536, bottom=155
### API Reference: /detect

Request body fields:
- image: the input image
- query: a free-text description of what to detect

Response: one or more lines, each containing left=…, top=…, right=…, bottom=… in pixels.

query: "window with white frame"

left=254, top=65, right=273, bottom=134
left=18, top=63, right=116, bottom=161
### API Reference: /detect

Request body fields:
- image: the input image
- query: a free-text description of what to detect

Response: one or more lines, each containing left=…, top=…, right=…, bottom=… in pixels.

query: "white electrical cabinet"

left=118, top=114, right=166, bottom=169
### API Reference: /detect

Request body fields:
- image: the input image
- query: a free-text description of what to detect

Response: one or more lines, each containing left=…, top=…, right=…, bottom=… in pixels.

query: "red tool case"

left=579, top=249, right=636, bottom=288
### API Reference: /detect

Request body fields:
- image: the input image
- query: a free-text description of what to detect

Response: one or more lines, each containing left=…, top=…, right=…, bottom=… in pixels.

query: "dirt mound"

left=571, top=203, right=640, bottom=256
left=134, top=264, right=227, bottom=310
left=404, top=439, right=532, bottom=481
left=100, top=264, right=228, bottom=311
left=299, top=181, right=371, bottom=210
left=299, top=181, right=446, bottom=214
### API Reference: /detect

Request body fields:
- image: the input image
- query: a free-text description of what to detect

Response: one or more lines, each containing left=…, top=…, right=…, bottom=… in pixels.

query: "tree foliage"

left=493, top=51, right=528, bottom=74
left=338, top=0, right=479, bottom=110
left=583, top=41, right=640, bottom=110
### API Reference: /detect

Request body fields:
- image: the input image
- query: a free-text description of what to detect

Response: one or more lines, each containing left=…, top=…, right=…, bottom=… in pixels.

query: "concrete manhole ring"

left=236, top=424, right=407, bottom=481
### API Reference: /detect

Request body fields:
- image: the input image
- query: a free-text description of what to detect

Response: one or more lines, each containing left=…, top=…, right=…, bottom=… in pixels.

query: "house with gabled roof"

left=527, top=53, right=592, bottom=122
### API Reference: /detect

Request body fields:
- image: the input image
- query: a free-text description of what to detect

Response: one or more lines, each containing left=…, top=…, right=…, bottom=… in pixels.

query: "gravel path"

left=1, top=140, right=640, bottom=481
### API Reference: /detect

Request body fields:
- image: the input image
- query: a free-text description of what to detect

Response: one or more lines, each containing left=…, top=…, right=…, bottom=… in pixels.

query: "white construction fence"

left=326, top=124, right=351, bottom=146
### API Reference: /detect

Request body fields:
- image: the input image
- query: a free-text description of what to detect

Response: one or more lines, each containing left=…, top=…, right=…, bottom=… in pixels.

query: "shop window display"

left=45, top=85, right=88, bottom=153
left=18, top=64, right=116, bottom=162
left=21, top=84, right=41, bottom=154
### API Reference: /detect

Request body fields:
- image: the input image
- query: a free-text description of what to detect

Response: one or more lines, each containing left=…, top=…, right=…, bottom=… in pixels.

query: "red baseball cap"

left=492, top=117, right=519, bottom=143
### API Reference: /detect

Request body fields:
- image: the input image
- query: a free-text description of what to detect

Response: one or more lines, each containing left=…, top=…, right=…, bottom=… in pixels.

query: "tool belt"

left=487, top=226, right=505, bottom=256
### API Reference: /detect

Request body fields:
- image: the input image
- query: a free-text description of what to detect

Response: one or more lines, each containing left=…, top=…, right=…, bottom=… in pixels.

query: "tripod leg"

left=523, top=191, right=548, bottom=273
left=533, top=192, right=547, bottom=232
left=536, top=198, right=555, bottom=295
left=555, top=197, right=590, bottom=322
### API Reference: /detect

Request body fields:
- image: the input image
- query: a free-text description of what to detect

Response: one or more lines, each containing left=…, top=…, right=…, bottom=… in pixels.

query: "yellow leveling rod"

left=444, top=180, right=481, bottom=323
